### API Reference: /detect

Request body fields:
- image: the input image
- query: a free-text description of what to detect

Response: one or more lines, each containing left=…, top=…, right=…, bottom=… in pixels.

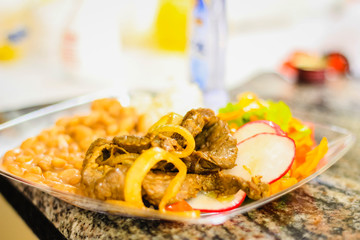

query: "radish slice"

left=225, top=133, right=295, bottom=184
left=186, top=190, right=246, bottom=213
left=233, top=120, right=286, bottom=143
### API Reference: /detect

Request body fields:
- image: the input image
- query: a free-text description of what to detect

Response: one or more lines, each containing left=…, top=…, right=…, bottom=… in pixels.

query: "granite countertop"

left=2, top=74, right=360, bottom=239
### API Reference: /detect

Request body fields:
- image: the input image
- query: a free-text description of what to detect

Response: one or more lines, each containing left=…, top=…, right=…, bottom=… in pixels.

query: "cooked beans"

left=7, top=163, right=25, bottom=176
left=51, top=157, right=67, bottom=169
left=58, top=169, right=81, bottom=185
left=1, top=99, right=139, bottom=195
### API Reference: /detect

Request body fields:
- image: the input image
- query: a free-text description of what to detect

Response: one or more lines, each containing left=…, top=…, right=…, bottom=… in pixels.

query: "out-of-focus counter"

left=1, top=74, right=360, bottom=239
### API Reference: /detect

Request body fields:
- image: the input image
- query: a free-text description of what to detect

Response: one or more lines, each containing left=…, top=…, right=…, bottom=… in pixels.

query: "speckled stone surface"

left=7, top=75, right=360, bottom=239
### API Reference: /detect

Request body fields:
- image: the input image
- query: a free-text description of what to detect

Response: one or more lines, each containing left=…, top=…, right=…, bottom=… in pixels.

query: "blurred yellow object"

left=0, top=2, right=37, bottom=62
left=154, top=0, right=193, bottom=52
left=0, top=44, right=17, bottom=61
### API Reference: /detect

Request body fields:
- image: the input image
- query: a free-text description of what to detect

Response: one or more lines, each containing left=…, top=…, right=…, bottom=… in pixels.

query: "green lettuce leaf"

left=265, top=101, right=292, bottom=131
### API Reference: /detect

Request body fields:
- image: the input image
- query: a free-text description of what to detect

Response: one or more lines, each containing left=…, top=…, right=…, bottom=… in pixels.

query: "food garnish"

left=218, top=92, right=329, bottom=195
left=224, top=133, right=296, bottom=184
left=186, top=189, right=247, bottom=213
left=232, top=120, right=286, bottom=143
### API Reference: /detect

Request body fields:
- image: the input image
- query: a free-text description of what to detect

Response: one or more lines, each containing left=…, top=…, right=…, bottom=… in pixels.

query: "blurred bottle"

left=189, top=0, right=228, bottom=110
left=154, top=0, right=192, bottom=52
left=0, top=1, right=37, bottom=62
left=60, top=0, right=123, bottom=85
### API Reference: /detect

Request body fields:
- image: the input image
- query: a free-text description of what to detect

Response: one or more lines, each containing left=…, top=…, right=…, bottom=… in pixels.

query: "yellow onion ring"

left=124, top=147, right=186, bottom=211
left=150, top=124, right=195, bottom=158
left=148, top=112, right=183, bottom=133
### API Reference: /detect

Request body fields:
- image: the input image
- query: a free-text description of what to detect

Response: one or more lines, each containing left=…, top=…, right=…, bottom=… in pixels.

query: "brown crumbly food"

left=1, top=99, right=138, bottom=194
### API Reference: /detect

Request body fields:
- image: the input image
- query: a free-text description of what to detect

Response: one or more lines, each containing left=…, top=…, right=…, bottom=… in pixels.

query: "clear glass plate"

left=0, top=93, right=355, bottom=225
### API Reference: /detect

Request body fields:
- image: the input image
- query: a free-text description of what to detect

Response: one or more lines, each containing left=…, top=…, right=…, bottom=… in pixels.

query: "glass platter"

left=0, top=93, right=355, bottom=225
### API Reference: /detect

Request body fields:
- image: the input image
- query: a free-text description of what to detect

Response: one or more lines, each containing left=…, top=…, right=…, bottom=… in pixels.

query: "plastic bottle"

left=0, top=1, right=35, bottom=62
left=189, top=0, right=228, bottom=110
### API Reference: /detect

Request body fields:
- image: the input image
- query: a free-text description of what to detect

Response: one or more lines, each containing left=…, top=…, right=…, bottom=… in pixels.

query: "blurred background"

left=0, top=0, right=359, bottom=111
left=0, top=1, right=359, bottom=238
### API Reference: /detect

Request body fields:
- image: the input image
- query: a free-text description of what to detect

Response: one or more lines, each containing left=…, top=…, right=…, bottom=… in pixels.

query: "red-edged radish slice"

left=224, top=133, right=295, bottom=184
left=233, top=120, right=286, bottom=143
left=186, top=190, right=246, bottom=213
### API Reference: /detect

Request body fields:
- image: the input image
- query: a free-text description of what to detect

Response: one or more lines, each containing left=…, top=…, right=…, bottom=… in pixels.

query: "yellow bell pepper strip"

left=217, top=109, right=244, bottom=122
left=292, top=137, right=328, bottom=180
left=269, top=177, right=298, bottom=195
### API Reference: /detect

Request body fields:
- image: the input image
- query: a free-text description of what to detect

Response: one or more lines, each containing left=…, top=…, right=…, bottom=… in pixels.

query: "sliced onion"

left=148, top=112, right=183, bottom=133
left=124, top=147, right=187, bottom=211
left=150, top=124, right=195, bottom=158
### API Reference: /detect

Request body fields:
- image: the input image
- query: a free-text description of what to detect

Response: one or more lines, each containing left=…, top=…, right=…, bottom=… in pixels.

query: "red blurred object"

left=326, top=52, right=349, bottom=74
left=165, top=200, right=194, bottom=212
left=281, top=60, right=298, bottom=79
left=280, top=51, right=350, bottom=83
left=298, top=68, right=326, bottom=84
